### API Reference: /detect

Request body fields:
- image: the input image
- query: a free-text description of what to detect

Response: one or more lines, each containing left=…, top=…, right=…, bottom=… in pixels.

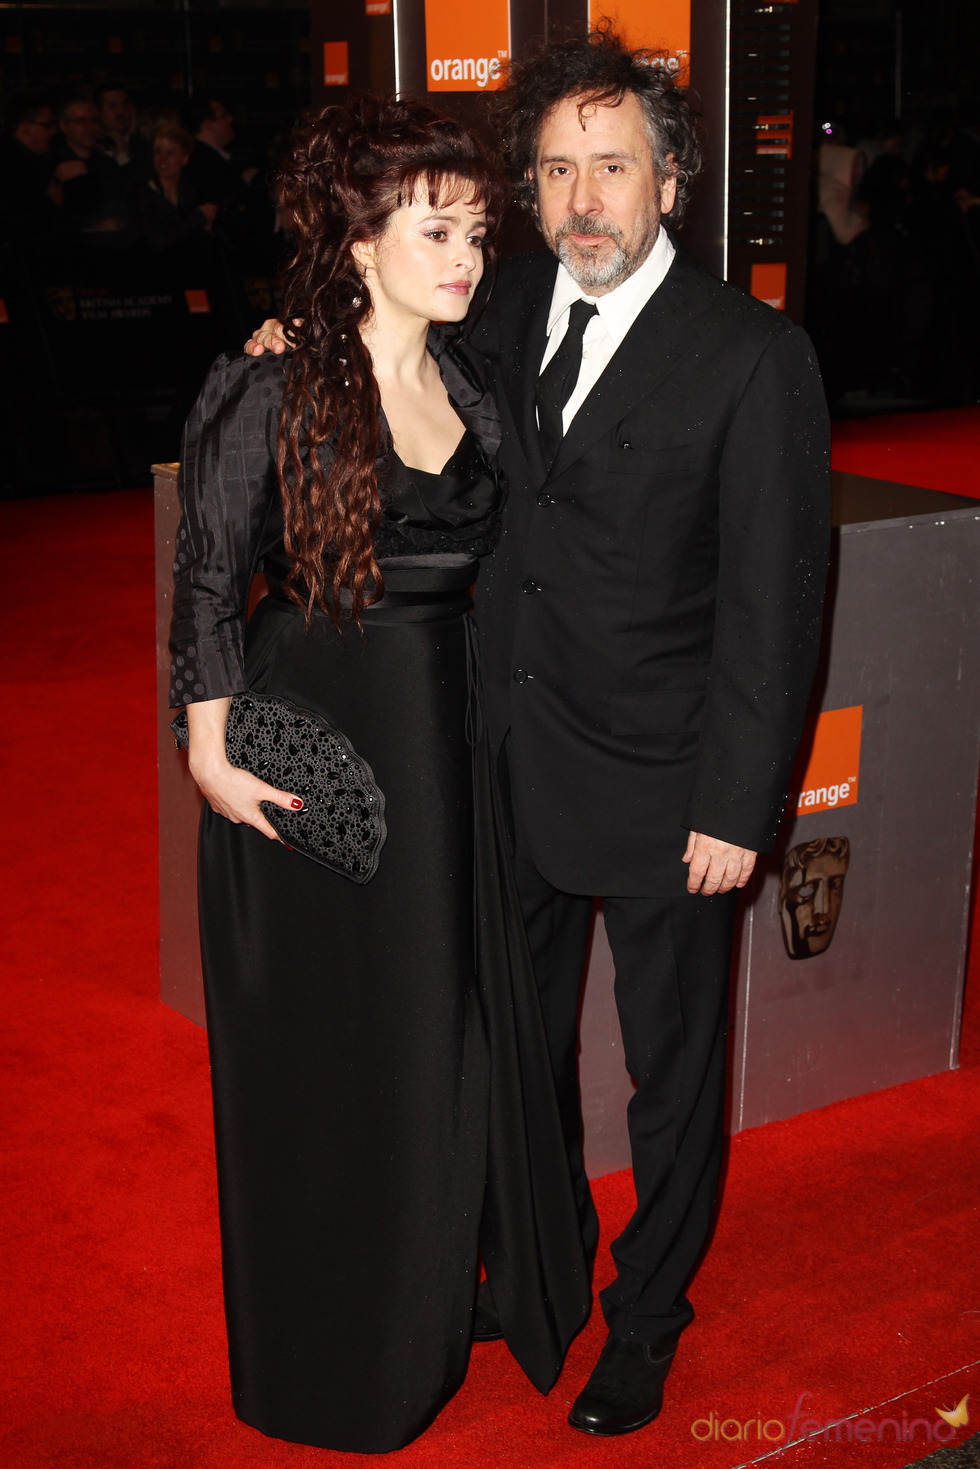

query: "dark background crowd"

left=1, top=78, right=290, bottom=493
left=808, top=108, right=980, bottom=412
left=1, top=86, right=279, bottom=249
left=0, top=0, right=978, bottom=496
left=0, top=2, right=310, bottom=496
left=809, top=0, right=980, bottom=413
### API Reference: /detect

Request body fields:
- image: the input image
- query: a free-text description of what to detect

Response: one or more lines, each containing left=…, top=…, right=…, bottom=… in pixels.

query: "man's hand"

left=244, top=317, right=291, bottom=356
left=682, top=831, right=756, bottom=895
left=54, top=159, right=87, bottom=183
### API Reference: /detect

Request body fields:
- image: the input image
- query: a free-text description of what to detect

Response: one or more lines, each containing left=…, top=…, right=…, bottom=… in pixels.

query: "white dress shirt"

left=539, top=227, right=676, bottom=434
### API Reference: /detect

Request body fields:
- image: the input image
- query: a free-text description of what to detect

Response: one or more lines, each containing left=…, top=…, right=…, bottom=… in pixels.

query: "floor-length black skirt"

left=197, top=555, right=589, bottom=1454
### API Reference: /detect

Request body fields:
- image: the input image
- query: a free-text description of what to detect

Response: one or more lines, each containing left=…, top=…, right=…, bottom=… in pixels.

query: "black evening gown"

left=169, top=342, right=590, bottom=1453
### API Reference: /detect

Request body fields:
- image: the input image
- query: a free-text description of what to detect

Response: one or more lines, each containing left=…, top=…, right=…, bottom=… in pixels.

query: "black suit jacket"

left=184, top=141, right=250, bottom=211
left=469, top=242, right=830, bottom=897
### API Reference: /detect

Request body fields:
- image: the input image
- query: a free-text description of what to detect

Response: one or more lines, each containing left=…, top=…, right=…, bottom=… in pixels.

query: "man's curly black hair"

left=492, top=23, right=704, bottom=226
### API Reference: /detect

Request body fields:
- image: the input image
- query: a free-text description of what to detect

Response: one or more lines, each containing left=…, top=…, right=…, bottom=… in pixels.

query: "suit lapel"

left=549, top=250, right=713, bottom=479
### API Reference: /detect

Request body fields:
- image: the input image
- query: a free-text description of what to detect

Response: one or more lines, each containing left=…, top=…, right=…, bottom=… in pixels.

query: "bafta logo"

left=778, top=837, right=851, bottom=960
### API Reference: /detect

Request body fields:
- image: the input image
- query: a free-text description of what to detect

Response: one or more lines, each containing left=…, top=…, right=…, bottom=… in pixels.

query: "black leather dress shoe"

left=568, top=1332, right=677, bottom=1436
left=473, top=1279, right=504, bottom=1342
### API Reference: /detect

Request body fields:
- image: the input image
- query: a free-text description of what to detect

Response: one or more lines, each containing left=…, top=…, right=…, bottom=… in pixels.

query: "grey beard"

left=552, top=214, right=657, bottom=291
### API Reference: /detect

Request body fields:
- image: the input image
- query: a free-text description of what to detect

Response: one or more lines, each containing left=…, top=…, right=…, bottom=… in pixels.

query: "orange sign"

left=184, top=289, right=211, bottom=315
left=366, top=0, right=391, bottom=13
left=589, top=0, right=690, bottom=73
left=323, top=40, right=349, bottom=87
left=793, top=706, right=862, bottom=815
left=424, top=0, right=508, bottom=92
left=750, top=262, right=787, bottom=311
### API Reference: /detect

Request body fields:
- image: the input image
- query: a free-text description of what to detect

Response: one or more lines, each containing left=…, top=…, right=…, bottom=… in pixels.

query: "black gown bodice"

left=380, top=429, right=500, bottom=556
left=170, top=333, right=503, bottom=709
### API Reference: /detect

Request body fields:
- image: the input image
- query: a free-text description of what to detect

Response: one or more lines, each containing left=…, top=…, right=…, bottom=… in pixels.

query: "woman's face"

left=354, top=183, right=487, bottom=327
left=154, top=137, right=188, bottom=182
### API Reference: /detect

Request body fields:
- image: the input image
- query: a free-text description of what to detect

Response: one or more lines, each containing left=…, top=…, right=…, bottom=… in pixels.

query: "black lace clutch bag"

left=170, top=692, right=386, bottom=883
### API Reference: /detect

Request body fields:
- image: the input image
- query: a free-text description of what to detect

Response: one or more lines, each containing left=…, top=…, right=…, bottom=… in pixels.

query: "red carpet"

left=2, top=489, right=980, bottom=1469
left=831, top=406, right=980, bottom=497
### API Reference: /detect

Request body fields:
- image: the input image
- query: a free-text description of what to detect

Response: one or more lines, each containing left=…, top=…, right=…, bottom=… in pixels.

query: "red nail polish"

left=291, top=798, right=303, bottom=810
left=284, top=844, right=292, bottom=852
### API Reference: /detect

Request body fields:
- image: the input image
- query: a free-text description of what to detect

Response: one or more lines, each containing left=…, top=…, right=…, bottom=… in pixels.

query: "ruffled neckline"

left=383, top=429, right=499, bottom=532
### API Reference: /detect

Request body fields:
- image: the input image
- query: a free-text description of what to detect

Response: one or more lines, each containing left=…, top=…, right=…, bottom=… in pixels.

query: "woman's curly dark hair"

left=273, top=95, right=505, bottom=626
left=493, top=23, right=704, bottom=225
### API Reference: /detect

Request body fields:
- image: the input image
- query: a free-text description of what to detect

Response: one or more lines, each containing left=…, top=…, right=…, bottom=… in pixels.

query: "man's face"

left=99, top=89, right=135, bottom=134
left=61, top=102, right=100, bottom=156
left=16, top=108, right=56, bottom=154
left=205, top=103, right=235, bottom=149
left=532, top=92, right=677, bottom=296
left=781, top=850, right=848, bottom=959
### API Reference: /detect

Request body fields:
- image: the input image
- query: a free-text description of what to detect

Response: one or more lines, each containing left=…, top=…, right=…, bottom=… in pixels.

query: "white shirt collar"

left=546, top=226, right=676, bottom=345
left=199, top=138, right=232, bottom=161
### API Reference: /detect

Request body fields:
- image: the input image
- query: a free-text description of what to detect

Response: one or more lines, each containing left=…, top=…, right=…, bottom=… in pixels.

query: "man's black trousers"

left=510, top=827, right=737, bottom=1350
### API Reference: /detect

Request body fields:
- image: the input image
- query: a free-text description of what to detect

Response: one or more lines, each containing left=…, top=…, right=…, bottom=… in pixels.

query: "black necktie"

left=536, top=299, right=598, bottom=464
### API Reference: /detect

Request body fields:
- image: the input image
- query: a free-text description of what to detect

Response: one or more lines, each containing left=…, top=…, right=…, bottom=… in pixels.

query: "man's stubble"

left=542, top=198, right=662, bottom=294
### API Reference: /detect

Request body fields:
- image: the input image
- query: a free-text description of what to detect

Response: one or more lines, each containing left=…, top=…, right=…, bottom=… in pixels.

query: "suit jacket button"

left=536, top=491, right=553, bottom=507
left=513, top=668, right=529, bottom=684
left=522, top=578, right=539, bottom=594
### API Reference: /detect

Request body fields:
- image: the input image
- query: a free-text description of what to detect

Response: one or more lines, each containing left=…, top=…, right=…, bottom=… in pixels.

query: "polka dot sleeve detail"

left=169, top=352, right=283, bottom=708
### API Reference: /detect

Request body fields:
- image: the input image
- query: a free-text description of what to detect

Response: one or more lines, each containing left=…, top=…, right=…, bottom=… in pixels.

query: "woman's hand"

left=185, top=698, right=303, bottom=842
left=244, top=318, right=293, bottom=356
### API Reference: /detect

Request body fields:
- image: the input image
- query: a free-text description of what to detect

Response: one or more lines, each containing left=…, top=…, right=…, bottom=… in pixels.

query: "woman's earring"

left=352, top=295, right=363, bottom=309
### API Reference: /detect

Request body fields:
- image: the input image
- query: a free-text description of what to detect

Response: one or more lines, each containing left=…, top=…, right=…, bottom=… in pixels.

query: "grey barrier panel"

left=728, top=478, right=980, bottom=1131
left=155, top=468, right=980, bottom=1168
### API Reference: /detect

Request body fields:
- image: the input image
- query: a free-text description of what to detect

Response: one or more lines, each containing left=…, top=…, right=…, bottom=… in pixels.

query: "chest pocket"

left=591, top=441, right=698, bottom=477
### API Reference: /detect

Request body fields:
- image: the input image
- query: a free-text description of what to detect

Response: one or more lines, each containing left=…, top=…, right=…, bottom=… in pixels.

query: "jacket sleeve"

left=683, top=321, right=831, bottom=851
left=168, top=352, right=282, bottom=708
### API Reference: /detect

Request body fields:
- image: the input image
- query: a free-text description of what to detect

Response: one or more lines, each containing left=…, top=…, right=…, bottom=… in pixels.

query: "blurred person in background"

left=816, top=121, right=869, bottom=246
left=911, top=118, right=979, bottom=401
left=186, top=96, right=276, bottom=268
left=95, top=81, right=149, bottom=196
left=808, top=121, right=869, bottom=403
left=52, top=91, right=127, bottom=234
left=184, top=98, right=256, bottom=209
left=948, top=113, right=980, bottom=398
left=950, top=107, right=980, bottom=200
left=137, top=123, right=217, bottom=250
left=857, top=126, right=934, bottom=400
left=0, top=93, right=60, bottom=236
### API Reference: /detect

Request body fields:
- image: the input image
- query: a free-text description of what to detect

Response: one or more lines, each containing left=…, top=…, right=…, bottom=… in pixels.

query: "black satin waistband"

left=264, top=555, right=478, bottom=624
